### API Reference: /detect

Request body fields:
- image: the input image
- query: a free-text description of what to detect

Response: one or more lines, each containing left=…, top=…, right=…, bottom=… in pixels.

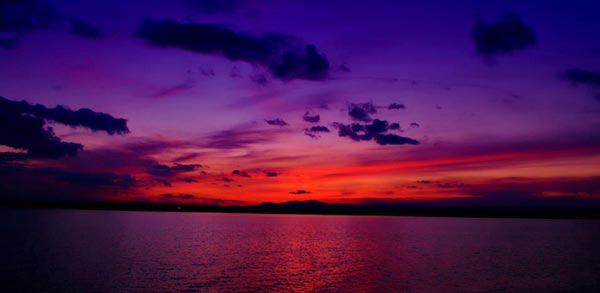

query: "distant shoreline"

left=1, top=200, right=599, bottom=220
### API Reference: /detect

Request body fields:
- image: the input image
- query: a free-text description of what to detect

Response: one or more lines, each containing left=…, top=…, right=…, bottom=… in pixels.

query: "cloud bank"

left=137, top=19, right=330, bottom=81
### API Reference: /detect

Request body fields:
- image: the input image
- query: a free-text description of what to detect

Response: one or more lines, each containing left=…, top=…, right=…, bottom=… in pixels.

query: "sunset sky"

left=1, top=0, right=599, bottom=206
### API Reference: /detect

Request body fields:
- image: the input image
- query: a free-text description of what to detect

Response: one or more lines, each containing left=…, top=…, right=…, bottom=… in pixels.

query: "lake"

left=1, top=208, right=599, bottom=292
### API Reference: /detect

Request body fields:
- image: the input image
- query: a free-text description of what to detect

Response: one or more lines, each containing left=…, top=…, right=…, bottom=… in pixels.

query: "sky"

left=1, top=0, right=599, bottom=206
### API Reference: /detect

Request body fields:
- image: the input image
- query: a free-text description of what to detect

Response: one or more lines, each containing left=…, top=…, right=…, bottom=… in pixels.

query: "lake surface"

left=1, top=208, right=599, bottom=292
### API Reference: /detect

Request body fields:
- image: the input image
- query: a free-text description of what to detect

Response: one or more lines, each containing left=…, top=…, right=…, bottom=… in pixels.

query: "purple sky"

left=1, top=0, right=599, bottom=205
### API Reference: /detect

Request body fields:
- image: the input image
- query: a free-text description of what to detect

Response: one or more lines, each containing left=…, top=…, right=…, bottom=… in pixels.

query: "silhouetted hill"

left=1, top=198, right=599, bottom=219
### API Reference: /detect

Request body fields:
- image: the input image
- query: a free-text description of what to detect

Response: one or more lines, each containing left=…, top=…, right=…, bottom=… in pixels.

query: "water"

left=1, top=208, right=599, bottom=292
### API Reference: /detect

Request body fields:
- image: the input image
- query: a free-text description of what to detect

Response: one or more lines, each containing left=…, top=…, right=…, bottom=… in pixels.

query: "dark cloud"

left=154, top=80, right=194, bottom=98
left=333, top=64, right=351, bottom=73
left=308, top=125, right=330, bottom=132
left=146, top=164, right=174, bottom=177
left=250, top=74, right=268, bottom=85
left=365, top=119, right=389, bottom=134
left=304, top=125, right=330, bottom=139
left=172, top=163, right=202, bottom=172
left=150, top=178, right=171, bottom=187
left=1, top=96, right=129, bottom=134
left=334, top=119, right=419, bottom=146
left=0, top=36, right=17, bottom=48
left=0, top=0, right=103, bottom=48
left=173, top=152, right=201, bottom=163
left=374, top=134, right=419, bottom=146
left=0, top=152, right=28, bottom=162
left=0, top=0, right=57, bottom=32
left=563, top=69, right=600, bottom=86
left=232, top=169, right=251, bottom=177
left=0, top=164, right=135, bottom=201
left=204, top=127, right=285, bottom=149
left=347, top=101, right=377, bottom=122
left=265, top=118, right=288, bottom=127
left=302, top=112, right=320, bottom=123
left=269, top=44, right=329, bottom=81
left=417, top=180, right=431, bottom=184
left=410, top=122, right=420, bottom=128
left=230, top=66, right=241, bottom=78
left=389, top=123, right=400, bottom=130
left=176, top=178, right=197, bottom=183
left=161, top=193, right=195, bottom=200
left=136, top=19, right=330, bottom=81
left=222, top=177, right=234, bottom=182
left=471, top=14, right=536, bottom=57
left=0, top=96, right=128, bottom=158
left=265, top=171, right=278, bottom=177
left=146, top=163, right=201, bottom=177
left=198, top=67, right=215, bottom=77
left=159, top=193, right=247, bottom=206
left=289, top=189, right=311, bottom=195
left=436, top=182, right=471, bottom=188
left=0, top=111, right=82, bottom=158
left=68, top=18, right=103, bottom=39
left=47, top=168, right=135, bottom=188
left=388, top=103, right=406, bottom=110
left=562, top=69, right=600, bottom=101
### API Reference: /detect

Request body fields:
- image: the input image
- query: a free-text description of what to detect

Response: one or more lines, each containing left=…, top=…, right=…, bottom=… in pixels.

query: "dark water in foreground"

left=1, top=209, right=600, bottom=292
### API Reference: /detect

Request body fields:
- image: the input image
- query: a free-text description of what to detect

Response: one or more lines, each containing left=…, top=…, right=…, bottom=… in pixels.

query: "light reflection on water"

left=1, top=209, right=600, bottom=292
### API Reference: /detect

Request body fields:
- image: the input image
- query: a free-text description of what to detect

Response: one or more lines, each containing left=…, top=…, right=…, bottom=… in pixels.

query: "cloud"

left=334, top=119, right=419, bottom=146
left=304, top=125, right=330, bottom=139
left=47, top=168, right=136, bottom=188
left=562, top=69, right=600, bottom=100
left=0, top=164, right=136, bottom=201
left=265, top=171, right=278, bottom=177
left=332, top=64, right=351, bottom=73
left=347, top=101, right=377, bottom=122
left=436, top=182, right=471, bottom=188
left=161, top=193, right=195, bottom=200
left=158, top=193, right=247, bottom=206
left=0, top=96, right=128, bottom=158
left=0, top=0, right=58, bottom=33
left=410, top=122, right=420, bottom=128
left=388, top=103, right=405, bottom=110
left=265, top=118, right=288, bottom=127
left=68, top=18, right=103, bottom=39
left=251, top=74, right=268, bottom=85
left=204, top=127, right=285, bottom=149
left=0, top=37, right=17, bottom=48
left=1, top=96, right=129, bottom=134
left=302, top=112, right=320, bottom=123
left=0, top=152, right=28, bottom=162
left=374, top=134, right=419, bottom=146
left=0, top=0, right=103, bottom=48
left=289, top=189, right=311, bottom=194
left=232, top=169, right=251, bottom=177
left=153, top=79, right=195, bottom=98
left=146, top=163, right=201, bottom=177
left=136, top=19, right=330, bottom=81
left=471, top=14, right=536, bottom=57
left=222, top=177, right=234, bottom=182
left=389, top=123, right=400, bottom=130
left=563, top=69, right=600, bottom=86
